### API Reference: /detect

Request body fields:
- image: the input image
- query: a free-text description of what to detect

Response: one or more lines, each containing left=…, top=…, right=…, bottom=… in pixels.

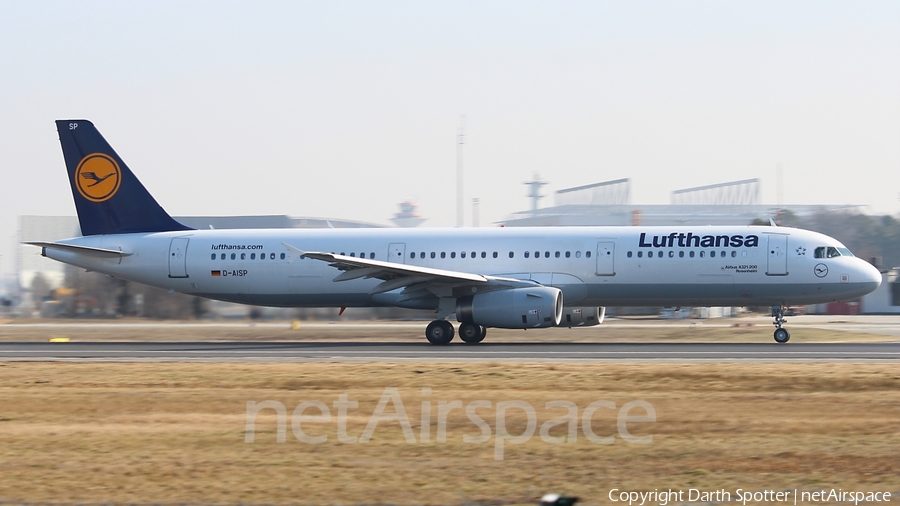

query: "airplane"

left=29, top=120, right=882, bottom=344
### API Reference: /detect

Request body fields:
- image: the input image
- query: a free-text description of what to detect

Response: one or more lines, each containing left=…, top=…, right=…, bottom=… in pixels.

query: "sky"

left=1, top=1, right=898, bottom=280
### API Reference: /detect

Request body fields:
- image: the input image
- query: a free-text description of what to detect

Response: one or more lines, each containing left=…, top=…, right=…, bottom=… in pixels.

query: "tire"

left=773, top=328, right=790, bottom=343
left=426, top=320, right=454, bottom=345
left=459, top=322, right=485, bottom=344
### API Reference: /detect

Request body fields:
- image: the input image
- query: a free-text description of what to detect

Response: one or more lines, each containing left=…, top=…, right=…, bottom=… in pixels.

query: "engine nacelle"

left=559, top=306, right=605, bottom=327
left=457, top=287, right=563, bottom=329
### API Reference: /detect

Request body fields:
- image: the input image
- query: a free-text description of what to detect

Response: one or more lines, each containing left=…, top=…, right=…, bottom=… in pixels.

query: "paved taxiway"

left=1, top=341, right=898, bottom=362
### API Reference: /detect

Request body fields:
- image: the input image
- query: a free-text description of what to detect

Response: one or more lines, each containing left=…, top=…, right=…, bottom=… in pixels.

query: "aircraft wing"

left=283, top=243, right=537, bottom=295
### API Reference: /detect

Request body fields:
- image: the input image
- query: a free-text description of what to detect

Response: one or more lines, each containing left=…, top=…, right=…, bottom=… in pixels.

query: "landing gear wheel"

left=773, top=328, right=790, bottom=343
left=425, top=320, right=455, bottom=345
left=459, top=322, right=486, bottom=344
left=771, top=304, right=790, bottom=344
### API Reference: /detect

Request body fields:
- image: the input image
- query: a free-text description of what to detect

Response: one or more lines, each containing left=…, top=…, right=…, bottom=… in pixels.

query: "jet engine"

left=456, top=286, right=563, bottom=329
left=559, top=306, right=606, bottom=327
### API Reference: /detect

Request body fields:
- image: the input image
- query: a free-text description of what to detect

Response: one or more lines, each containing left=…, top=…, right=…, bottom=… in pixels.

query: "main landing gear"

left=771, top=305, right=790, bottom=343
left=425, top=320, right=487, bottom=345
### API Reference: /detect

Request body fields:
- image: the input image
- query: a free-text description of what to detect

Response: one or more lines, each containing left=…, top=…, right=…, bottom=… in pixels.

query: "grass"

left=1, top=361, right=898, bottom=504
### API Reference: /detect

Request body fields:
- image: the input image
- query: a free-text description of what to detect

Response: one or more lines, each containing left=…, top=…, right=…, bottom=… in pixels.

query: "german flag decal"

left=211, top=270, right=221, bottom=277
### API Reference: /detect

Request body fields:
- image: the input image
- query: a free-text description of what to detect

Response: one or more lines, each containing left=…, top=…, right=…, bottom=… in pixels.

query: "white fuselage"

left=43, top=225, right=882, bottom=311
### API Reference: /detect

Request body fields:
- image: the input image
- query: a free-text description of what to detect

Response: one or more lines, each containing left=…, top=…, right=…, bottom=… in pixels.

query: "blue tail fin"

left=56, top=120, right=192, bottom=236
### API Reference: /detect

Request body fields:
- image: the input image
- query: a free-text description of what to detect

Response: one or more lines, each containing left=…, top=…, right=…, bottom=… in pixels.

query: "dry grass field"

left=1, top=361, right=898, bottom=505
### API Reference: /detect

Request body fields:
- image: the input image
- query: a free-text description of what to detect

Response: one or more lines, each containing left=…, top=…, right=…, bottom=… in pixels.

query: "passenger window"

left=689, top=251, right=695, bottom=258
left=481, top=252, right=486, bottom=258
left=648, top=251, right=654, bottom=258
left=731, top=251, right=736, bottom=258
left=555, top=251, right=560, bottom=258
left=270, top=253, right=275, bottom=260
left=420, top=252, right=425, bottom=259
left=471, top=251, right=476, bottom=258
left=657, top=251, right=662, bottom=258
left=525, top=251, right=530, bottom=258
left=431, top=252, right=436, bottom=259
left=220, top=253, right=226, bottom=260
left=668, top=251, right=674, bottom=258
left=441, top=252, right=446, bottom=258
left=627, top=251, right=633, bottom=258
left=241, top=253, right=246, bottom=260
left=576, top=251, right=581, bottom=258
left=637, top=251, right=643, bottom=258
left=369, top=253, right=375, bottom=259
left=451, top=252, right=456, bottom=259
left=210, top=253, right=216, bottom=260
left=586, top=251, right=592, bottom=258
left=508, top=252, right=514, bottom=258
left=711, top=251, right=716, bottom=258
left=700, top=251, right=705, bottom=258
left=721, top=251, right=726, bottom=258
left=250, top=253, right=256, bottom=260
left=679, top=251, right=684, bottom=258
left=461, top=252, right=466, bottom=258
left=534, top=251, right=540, bottom=258
left=565, top=251, right=571, bottom=258
left=492, top=252, right=498, bottom=258
left=814, top=247, right=826, bottom=259
left=410, top=252, right=415, bottom=259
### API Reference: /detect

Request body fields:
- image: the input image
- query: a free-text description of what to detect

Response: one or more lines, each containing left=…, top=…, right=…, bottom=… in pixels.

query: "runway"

left=1, top=341, right=898, bottom=362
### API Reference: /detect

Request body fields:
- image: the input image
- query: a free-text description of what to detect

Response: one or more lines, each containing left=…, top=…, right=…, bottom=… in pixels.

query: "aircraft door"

left=766, top=235, right=788, bottom=276
left=388, top=243, right=406, bottom=264
left=596, top=242, right=615, bottom=276
left=168, top=237, right=190, bottom=278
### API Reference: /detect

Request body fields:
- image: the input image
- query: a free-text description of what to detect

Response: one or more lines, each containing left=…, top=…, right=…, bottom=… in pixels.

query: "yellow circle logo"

left=75, top=153, right=121, bottom=202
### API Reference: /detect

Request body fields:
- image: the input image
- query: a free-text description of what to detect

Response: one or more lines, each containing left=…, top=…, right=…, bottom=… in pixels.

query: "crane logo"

left=75, top=153, right=121, bottom=202
left=814, top=263, right=829, bottom=278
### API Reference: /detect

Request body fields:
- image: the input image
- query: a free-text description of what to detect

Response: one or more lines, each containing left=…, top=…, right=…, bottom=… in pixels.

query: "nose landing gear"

left=772, top=305, right=790, bottom=343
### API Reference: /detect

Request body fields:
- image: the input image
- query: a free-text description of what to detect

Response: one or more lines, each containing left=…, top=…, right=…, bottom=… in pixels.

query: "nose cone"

left=857, top=259, right=883, bottom=293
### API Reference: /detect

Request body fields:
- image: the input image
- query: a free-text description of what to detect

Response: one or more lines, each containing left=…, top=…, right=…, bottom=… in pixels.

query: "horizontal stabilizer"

left=26, top=241, right=132, bottom=258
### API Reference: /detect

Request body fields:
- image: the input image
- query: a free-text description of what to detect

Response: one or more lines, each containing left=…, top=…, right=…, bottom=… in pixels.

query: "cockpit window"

left=815, top=246, right=851, bottom=258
